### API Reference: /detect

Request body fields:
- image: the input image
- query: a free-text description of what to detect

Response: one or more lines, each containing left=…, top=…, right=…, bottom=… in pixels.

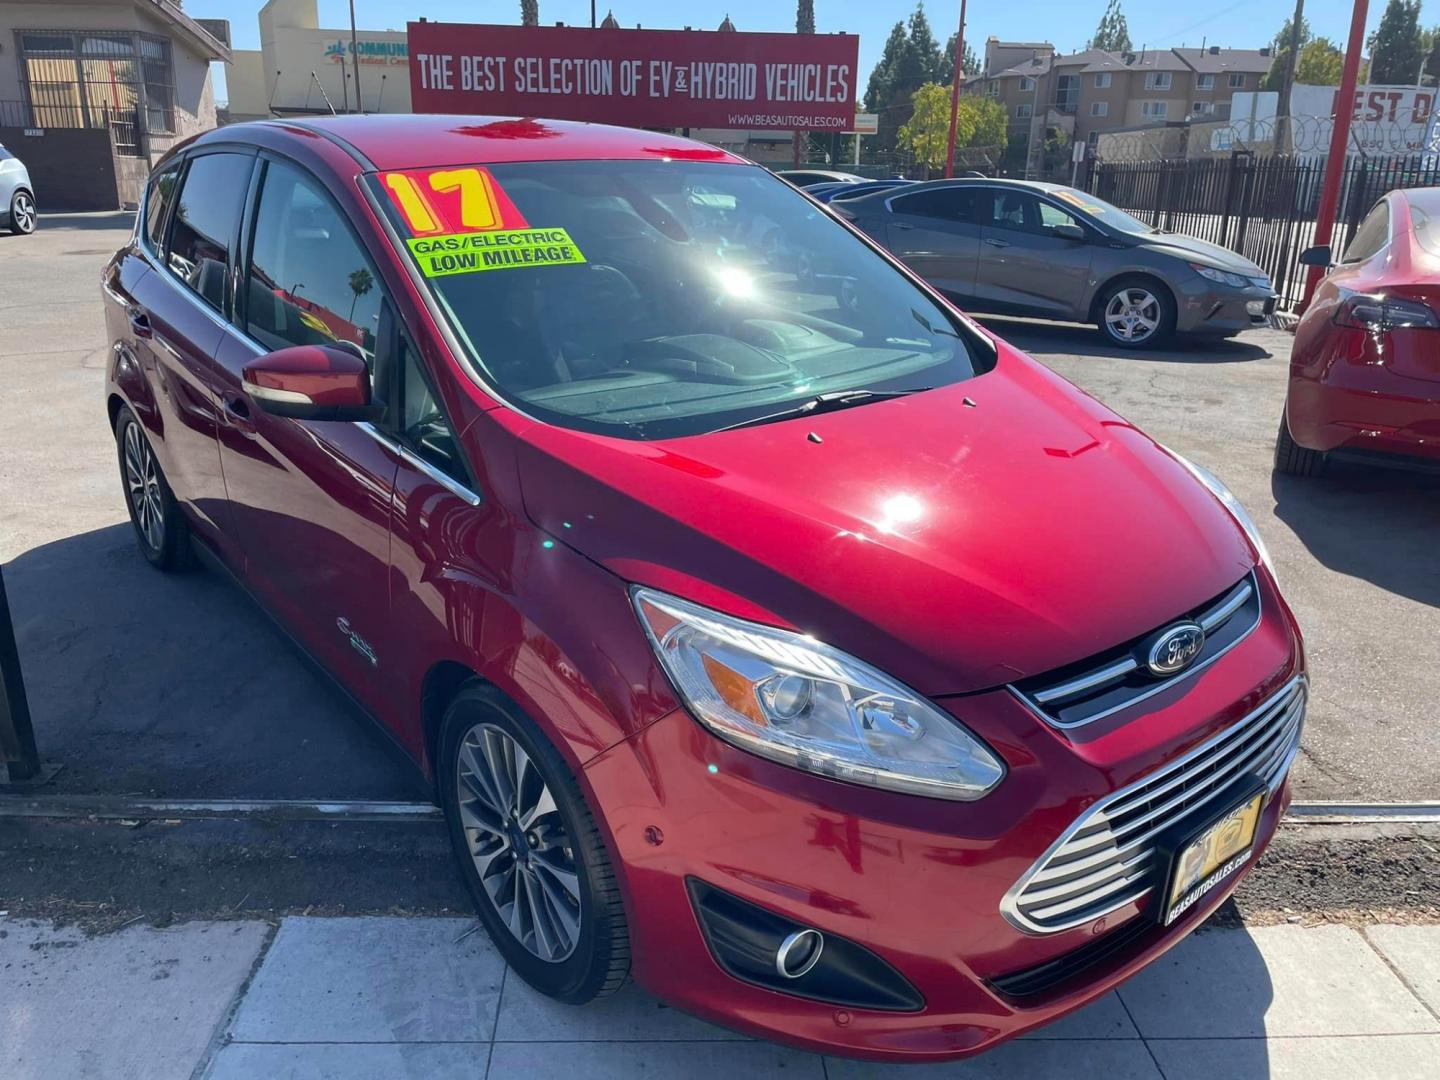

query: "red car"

left=1281, top=186, right=1440, bottom=475
left=102, top=116, right=1303, bottom=1061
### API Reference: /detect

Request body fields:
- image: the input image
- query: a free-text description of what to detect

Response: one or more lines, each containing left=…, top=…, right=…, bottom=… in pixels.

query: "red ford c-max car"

left=1281, top=186, right=1440, bottom=476
left=102, top=116, right=1303, bottom=1061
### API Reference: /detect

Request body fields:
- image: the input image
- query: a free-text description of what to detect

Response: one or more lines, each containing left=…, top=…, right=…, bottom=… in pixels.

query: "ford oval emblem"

left=1145, top=622, right=1206, bottom=677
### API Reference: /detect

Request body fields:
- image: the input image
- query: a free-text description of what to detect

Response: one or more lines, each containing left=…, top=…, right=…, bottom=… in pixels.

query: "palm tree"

left=522, top=0, right=539, bottom=27
left=347, top=267, right=374, bottom=322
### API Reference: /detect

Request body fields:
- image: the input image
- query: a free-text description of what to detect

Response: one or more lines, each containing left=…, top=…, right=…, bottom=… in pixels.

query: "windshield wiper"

left=715, top=388, right=934, bottom=432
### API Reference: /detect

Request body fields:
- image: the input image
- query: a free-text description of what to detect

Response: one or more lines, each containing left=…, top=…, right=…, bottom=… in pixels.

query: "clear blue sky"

left=188, top=0, right=1403, bottom=105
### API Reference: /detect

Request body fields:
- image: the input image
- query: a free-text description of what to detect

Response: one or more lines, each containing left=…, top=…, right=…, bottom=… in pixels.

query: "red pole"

left=943, top=0, right=968, bottom=178
left=1303, top=0, right=1369, bottom=307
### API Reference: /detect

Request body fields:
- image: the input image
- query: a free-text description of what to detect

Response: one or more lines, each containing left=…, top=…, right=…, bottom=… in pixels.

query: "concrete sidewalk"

left=2, top=917, right=1437, bottom=1079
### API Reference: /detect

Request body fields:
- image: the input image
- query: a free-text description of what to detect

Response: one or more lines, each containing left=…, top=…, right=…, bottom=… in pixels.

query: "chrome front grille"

left=1012, top=573, right=1261, bottom=730
left=1002, top=677, right=1305, bottom=935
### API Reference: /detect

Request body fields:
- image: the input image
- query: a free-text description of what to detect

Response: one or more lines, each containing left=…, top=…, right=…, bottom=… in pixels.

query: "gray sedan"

left=836, top=178, right=1276, bottom=347
left=0, top=142, right=36, bottom=235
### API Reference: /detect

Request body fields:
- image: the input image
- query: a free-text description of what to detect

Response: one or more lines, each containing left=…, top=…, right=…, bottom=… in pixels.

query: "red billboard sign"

left=408, top=22, right=859, bottom=130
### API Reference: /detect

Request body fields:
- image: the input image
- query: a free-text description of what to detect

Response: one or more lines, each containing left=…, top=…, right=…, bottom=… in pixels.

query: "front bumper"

left=581, top=576, right=1303, bottom=1061
left=1174, top=280, right=1276, bottom=336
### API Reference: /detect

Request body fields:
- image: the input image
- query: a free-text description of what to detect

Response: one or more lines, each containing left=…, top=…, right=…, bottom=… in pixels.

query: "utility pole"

left=1274, top=0, right=1305, bottom=152
left=1304, top=0, right=1369, bottom=307
left=349, top=0, right=363, bottom=112
left=943, top=0, right=969, bottom=178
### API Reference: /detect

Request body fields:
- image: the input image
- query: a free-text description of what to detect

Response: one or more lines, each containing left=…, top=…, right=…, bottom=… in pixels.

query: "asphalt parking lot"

left=1, top=212, right=1436, bottom=803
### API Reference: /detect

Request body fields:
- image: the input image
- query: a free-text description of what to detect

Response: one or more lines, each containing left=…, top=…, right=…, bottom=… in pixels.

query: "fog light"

left=1246, top=300, right=1266, bottom=315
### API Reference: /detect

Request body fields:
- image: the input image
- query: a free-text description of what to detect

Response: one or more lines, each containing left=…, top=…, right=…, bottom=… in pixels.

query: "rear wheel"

left=438, top=683, right=630, bottom=1003
left=8, top=190, right=36, bottom=235
left=1274, top=407, right=1328, bottom=477
left=114, top=407, right=193, bottom=570
left=1097, top=278, right=1175, bottom=348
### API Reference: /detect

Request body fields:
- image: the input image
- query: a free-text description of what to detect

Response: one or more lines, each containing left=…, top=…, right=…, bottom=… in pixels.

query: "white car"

left=0, top=142, right=36, bottom=235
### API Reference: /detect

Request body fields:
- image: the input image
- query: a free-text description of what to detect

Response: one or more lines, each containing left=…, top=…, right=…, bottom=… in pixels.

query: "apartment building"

left=970, top=42, right=1275, bottom=172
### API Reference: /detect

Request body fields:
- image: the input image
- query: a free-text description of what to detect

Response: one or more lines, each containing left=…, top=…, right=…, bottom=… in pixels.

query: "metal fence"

left=7, top=29, right=177, bottom=158
left=1091, top=152, right=1440, bottom=310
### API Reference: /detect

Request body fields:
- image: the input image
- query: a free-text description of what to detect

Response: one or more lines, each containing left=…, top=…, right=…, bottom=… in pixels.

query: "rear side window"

left=891, top=187, right=979, bottom=223
left=144, top=163, right=181, bottom=252
left=1342, top=200, right=1389, bottom=264
left=167, top=153, right=253, bottom=313
left=244, top=158, right=388, bottom=365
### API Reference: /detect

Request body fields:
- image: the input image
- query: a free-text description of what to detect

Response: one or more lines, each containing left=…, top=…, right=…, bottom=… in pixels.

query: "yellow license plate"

left=1163, top=791, right=1264, bottom=925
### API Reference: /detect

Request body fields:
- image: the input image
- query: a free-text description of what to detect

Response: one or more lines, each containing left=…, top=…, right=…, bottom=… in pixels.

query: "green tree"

left=1369, top=0, right=1424, bottom=84
left=898, top=83, right=1007, bottom=174
left=1092, top=0, right=1132, bottom=54
left=1422, top=26, right=1440, bottom=85
left=898, top=82, right=952, bottom=172
left=1261, top=12, right=1315, bottom=91
left=863, top=5, right=948, bottom=155
left=957, top=94, right=1007, bottom=150
left=521, top=0, right=538, bottom=27
left=939, top=32, right=980, bottom=85
left=1295, top=38, right=1344, bottom=85
left=796, top=0, right=814, bottom=35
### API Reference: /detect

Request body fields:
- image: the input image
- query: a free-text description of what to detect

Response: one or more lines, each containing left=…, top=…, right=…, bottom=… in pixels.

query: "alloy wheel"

left=123, top=421, right=164, bottom=552
left=456, top=722, right=582, bottom=963
left=1104, top=287, right=1161, bottom=343
left=11, top=192, right=35, bottom=233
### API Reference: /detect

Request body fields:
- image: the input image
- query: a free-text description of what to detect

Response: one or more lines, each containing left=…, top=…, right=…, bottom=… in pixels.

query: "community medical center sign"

left=407, top=22, right=858, bottom=130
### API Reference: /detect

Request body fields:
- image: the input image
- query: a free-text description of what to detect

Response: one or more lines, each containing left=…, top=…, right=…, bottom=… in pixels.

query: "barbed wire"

left=1092, top=113, right=1439, bottom=163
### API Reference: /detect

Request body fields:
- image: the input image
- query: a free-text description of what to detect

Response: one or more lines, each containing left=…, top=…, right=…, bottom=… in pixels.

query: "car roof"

left=200, top=114, right=748, bottom=172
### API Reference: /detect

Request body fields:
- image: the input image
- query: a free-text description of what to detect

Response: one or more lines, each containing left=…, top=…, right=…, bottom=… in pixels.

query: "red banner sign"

left=408, top=22, right=859, bottom=131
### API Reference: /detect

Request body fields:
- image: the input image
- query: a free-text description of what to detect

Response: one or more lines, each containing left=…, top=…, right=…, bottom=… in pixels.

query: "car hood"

left=511, top=345, right=1255, bottom=695
left=1137, top=233, right=1268, bottom=279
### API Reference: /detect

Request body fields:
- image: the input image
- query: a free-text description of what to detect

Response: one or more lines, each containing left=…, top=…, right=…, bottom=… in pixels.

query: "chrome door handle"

left=984, top=237, right=1011, bottom=248
left=892, top=221, right=915, bottom=230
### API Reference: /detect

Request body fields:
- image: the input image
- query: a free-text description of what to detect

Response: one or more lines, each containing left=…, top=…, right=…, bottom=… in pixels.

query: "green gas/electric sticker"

left=406, top=228, right=587, bottom=277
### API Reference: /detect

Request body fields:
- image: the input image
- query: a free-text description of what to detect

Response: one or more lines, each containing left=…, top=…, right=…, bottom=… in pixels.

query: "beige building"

left=971, top=43, right=1274, bottom=175
left=0, top=0, right=228, bottom=206
left=225, top=0, right=409, bottom=121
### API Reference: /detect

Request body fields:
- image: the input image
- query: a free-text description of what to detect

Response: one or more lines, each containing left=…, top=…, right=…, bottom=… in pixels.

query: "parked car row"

left=778, top=170, right=1437, bottom=480
left=101, top=117, right=1309, bottom=1063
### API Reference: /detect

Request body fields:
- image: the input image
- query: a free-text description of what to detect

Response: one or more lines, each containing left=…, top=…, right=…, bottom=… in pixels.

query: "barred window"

left=15, top=29, right=176, bottom=144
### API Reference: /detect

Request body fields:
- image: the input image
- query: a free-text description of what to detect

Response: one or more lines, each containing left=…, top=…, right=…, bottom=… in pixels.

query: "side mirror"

left=1298, top=244, right=1331, bottom=267
left=242, top=344, right=379, bottom=422
left=1053, top=223, right=1087, bottom=242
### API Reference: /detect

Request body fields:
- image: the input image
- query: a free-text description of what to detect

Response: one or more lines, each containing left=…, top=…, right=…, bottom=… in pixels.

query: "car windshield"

left=0, top=144, right=12, bottom=161
left=366, top=160, right=987, bottom=440
left=1048, top=187, right=1155, bottom=234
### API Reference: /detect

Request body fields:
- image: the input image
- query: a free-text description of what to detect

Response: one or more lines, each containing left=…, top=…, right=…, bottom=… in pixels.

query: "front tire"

left=438, top=683, right=630, bottom=1003
left=8, top=189, right=36, bottom=235
left=1274, top=407, right=1328, bottom=477
left=1097, top=278, right=1175, bottom=348
left=114, top=407, right=192, bottom=570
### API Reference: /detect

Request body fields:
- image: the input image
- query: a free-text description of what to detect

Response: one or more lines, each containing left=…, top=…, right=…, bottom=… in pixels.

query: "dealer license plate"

left=1162, top=790, right=1264, bottom=926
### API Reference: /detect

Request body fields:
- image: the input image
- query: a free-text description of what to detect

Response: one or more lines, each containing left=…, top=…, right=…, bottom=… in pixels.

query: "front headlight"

left=1190, top=262, right=1251, bottom=289
left=632, top=588, right=1005, bottom=801
left=1167, top=450, right=1276, bottom=579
